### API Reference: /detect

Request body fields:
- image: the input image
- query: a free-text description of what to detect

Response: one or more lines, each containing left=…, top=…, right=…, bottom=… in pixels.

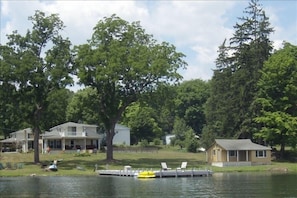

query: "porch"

left=212, top=161, right=252, bottom=167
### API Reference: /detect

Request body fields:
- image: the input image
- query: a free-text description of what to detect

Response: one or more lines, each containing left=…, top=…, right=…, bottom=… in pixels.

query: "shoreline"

left=1, top=150, right=296, bottom=177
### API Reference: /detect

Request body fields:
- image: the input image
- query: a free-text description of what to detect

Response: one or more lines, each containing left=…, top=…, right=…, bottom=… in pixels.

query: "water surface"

left=0, top=173, right=296, bottom=197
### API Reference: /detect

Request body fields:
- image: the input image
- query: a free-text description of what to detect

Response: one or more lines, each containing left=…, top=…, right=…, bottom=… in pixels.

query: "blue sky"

left=1, top=0, right=296, bottom=90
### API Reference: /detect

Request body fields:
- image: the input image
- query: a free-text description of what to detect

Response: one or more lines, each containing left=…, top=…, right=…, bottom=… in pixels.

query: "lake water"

left=0, top=173, right=296, bottom=197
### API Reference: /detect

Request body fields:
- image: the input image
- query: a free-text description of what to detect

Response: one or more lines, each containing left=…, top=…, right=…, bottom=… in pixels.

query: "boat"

left=137, top=171, right=156, bottom=178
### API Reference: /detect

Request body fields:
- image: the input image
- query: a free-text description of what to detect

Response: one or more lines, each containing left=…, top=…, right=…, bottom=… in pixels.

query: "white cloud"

left=1, top=0, right=296, bottom=85
left=263, top=2, right=297, bottom=49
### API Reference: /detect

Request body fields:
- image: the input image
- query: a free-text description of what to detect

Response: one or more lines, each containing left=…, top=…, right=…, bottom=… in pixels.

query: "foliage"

left=200, top=125, right=216, bottom=149
left=204, top=0, right=274, bottom=140
left=171, top=117, right=199, bottom=151
left=0, top=82, right=21, bottom=137
left=254, top=43, right=297, bottom=157
left=144, top=84, right=177, bottom=137
left=153, top=138, right=161, bottom=146
left=139, top=139, right=149, bottom=147
left=74, top=14, right=186, bottom=161
left=184, top=129, right=200, bottom=153
left=0, top=10, right=73, bottom=163
left=43, top=88, right=73, bottom=129
left=122, top=102, right=161, bottom=144
left=66, top=87, right=101, bottom=125
left=175, top=79, right=210, bottom=135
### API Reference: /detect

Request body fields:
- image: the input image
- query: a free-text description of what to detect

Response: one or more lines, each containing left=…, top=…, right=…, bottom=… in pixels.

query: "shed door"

left=217, top=149, right=221, bottom=161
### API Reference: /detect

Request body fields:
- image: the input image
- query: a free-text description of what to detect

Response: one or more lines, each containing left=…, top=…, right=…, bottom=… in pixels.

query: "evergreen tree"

left=230, top=0, right=274, bottom=138
left=204, top=0, right=274, bottom=141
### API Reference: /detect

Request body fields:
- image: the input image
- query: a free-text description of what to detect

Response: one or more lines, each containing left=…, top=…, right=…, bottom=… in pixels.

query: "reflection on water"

left=0, top=173, right=296, bottom=198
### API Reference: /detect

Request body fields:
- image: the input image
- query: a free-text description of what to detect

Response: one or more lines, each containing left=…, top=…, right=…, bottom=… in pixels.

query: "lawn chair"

left=161, top=162, right=171, bottom=170
left=176, top=162, right=187, bottom=170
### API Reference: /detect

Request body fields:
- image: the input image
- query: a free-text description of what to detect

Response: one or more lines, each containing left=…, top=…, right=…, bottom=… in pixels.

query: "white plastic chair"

left=176, top=162, right=187, bottom=170
left=161, top=162, right=171, bottom=170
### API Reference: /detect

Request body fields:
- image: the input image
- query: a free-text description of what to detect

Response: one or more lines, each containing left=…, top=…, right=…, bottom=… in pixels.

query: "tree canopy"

left=74, top=14, right=187, bottom=160
left=203, top=0, right=274, bottom=145
left=0, top=11, right=73, bottom=163
left=175, top=79, right=209, bottom=135
left=254, top=43, right=297, bottom=157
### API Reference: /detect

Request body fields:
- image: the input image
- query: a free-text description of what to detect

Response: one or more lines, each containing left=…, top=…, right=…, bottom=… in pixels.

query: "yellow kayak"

left=137, top=171, right=156, bottom=178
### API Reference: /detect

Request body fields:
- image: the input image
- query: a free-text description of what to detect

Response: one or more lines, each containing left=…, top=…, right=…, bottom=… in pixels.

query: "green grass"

left=0, top=147, right=296, bottom=177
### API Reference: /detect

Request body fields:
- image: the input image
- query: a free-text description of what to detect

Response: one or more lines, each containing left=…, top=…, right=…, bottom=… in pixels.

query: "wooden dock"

left=97, top=169, right=213, bottom=178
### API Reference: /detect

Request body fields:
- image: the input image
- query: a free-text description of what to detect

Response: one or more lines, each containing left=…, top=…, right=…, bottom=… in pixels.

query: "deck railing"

left=59, top=131, right=87, bottom=137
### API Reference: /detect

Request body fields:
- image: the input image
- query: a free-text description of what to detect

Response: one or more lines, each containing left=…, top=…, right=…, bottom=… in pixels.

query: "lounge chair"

left=161, top=162, right=171, bottom=170
left=176, top=162, right=187, bottom=170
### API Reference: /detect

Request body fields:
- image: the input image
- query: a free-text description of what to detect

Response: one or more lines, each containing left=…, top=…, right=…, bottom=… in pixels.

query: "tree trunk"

left=278, top=131, right=286, bottom=159
left=280, top=141, right=285, bottom=159
left=33, top=127, right=40, bottom=163
left=33, top=105, right=42, bottom=164
left=106, top=125, right=116, bottom=161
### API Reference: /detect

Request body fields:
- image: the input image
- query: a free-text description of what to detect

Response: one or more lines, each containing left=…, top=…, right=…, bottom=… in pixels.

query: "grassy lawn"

left=0, top=147, right=296, bottom=177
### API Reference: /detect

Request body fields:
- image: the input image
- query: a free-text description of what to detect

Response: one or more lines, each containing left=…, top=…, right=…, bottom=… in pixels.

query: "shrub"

left=140, top=139, right=149, bottom=147
left=153, top=138, right=161, bottom=145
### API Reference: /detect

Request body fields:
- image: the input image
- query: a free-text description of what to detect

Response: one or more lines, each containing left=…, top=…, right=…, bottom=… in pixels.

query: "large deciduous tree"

left=122, top=102, right=161, bottom=144
left=0, top=45, right=22, bottom=137
left=175, top=79, right=209, bottom=135
left=254, top=43, right=297, bottom=158
left=1, top=11, right=73, bottom=163
left=74, top=15, right=187, bottom=161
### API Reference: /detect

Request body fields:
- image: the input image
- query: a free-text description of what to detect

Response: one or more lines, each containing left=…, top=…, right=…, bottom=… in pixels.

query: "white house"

left=1, top=122, right=130, bottom=153
left=42, top=122, right=102, bottom=153
left=112, top=124, right=130, bottom=145
left=0, top=128, right=35, bottom=153
left=42, top=122, right=131, bottom=153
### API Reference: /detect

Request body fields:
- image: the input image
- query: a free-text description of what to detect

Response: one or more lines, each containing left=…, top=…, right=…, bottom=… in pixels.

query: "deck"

left=97, top=169, right=213, bottom=178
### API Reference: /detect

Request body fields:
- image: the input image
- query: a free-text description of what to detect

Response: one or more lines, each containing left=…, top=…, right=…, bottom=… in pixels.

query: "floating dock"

left=97, top=169, right=212, bottom=178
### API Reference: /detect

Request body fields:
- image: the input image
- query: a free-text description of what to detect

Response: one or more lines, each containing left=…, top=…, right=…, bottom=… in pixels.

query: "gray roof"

left=41, top=131, right=61, bottom=139
left=0, top=137, right=17, bottom=143
left=49, top=122, right=97, bottom=131
left=215, top=139, right=271, bottom=151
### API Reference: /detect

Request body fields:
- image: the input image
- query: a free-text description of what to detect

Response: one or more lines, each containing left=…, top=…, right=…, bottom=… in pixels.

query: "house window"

left=256, top=150, right=266, bottom=158
left=213, top=150, right=216, bottom=155
left=68, top=126, right=77, bottom=135
left=229, top=150, right=237, bottom=157
left=48, top=140, right=62, bottom=149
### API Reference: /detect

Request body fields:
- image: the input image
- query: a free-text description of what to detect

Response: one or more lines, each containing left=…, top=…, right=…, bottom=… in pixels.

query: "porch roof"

left=0, top=137, right=17, bottom=143
left=215, top=139, right=271, bottom=151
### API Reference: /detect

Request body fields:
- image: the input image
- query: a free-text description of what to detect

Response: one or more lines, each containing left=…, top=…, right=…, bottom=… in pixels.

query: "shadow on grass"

left=48, top=157, right=208, bottom=171
left=119, top=158, right=207, bottom=169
